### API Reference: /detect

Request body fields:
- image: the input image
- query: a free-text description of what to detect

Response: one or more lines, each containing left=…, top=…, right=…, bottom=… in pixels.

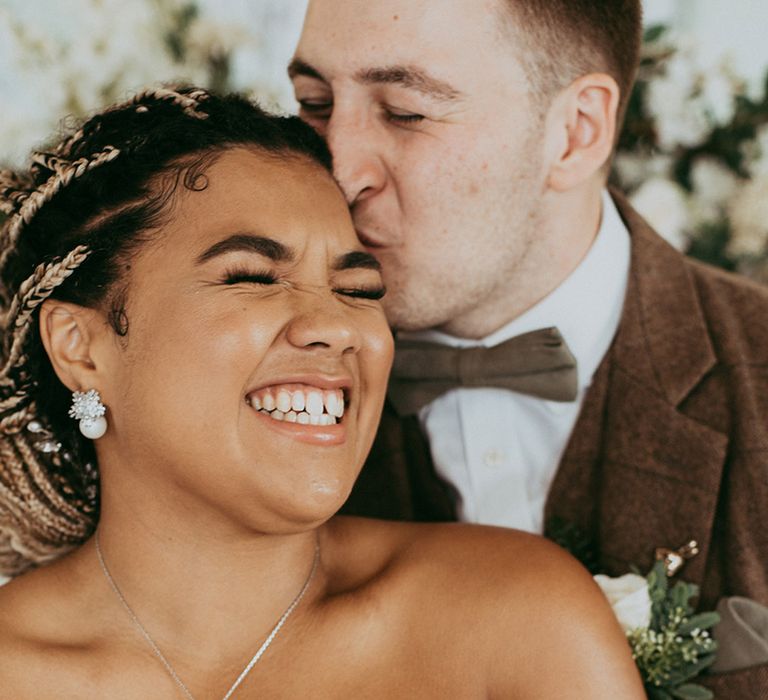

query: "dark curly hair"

left=0, top=86, right=333, bottom=574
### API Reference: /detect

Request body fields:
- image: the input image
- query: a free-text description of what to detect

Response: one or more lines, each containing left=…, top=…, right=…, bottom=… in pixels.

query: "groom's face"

left=292, top=0, right=549, bottom=337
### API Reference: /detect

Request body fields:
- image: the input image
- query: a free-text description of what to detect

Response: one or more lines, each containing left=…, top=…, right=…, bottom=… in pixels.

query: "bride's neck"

left=88, top=483, right=325, bottom=661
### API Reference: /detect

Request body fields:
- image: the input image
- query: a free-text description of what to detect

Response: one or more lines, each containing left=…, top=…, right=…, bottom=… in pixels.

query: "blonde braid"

left=0, top=170, right=34, bottom=216
left=0, top=149, right=118, bottom=273
left=0, top=84, right=221, bottom=575
left=0, top=429, right=94, bottom=575
left=0, top=246, right=92, bottom=382
left=53, top=86, right=210, bottom=159
left=117, top=86, right=211, bottom=120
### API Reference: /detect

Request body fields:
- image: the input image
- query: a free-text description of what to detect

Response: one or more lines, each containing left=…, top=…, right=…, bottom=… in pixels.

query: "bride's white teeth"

left=306, top=391, right=324, bottom=416
left=291, top=391, right=305, bottom=412
left=276, top=390, right=292, bottom=413
left=262, top=393, right=276, bottom=412
left=325, top=390, right=344, bottom=418
left=250, top=385, right=346, bottom=425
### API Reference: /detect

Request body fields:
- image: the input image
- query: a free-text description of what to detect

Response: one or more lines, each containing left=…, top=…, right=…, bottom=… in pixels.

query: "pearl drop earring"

left=69, top=389, right=108, bottom=439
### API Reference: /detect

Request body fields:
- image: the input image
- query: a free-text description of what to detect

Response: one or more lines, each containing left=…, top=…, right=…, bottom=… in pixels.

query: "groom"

left=290, top=0, right=768, bottom=693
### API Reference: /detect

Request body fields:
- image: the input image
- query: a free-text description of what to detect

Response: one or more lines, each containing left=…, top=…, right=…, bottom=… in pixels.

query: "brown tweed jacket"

left=343, top=193, right=768, bottom=697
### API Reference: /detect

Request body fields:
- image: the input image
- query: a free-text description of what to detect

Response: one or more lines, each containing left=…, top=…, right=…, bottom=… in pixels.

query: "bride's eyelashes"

left=220, top=267, right=386, bottom=300
left=333, top=285, right=386, bottom=301
left=221, top=268, right=278, bottom=285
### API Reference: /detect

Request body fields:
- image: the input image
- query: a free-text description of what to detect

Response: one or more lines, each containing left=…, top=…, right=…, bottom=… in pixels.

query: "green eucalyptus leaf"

left=644, top=24, right=668, bottom=43
left=670, top=683, right=713, bottom=700
left=664, top=653, right=718, bottom=686
left=678, top=612, right=721, bottom=636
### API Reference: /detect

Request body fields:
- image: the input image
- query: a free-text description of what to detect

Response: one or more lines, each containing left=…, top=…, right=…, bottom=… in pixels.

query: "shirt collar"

left=399, top=190, right=631, bottom=389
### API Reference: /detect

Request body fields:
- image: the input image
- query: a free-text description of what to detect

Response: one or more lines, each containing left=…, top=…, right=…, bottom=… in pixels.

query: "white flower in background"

left=743, top=123, right=768, bottom=179
left=646, top=42, right=711, bottom=151
left=727, top=175, right=768, bottom=257
left=0, top=0, right=184, bottom=166
left=0, top=0, right=306, bottom=167
left=186, top=17, right=257, bottom=66
left=630, top=177, right=691, bottom=250
left=647, top=80, right=711, bottom=151
left=594, top=572, right=652, bottom=633
left=612, top=153, right=673, bottom=191
left=689, top=156, right=740, bottom=227
left=697, top=58, right=739, bottom=128
left=645, top=37, right=740, bottom=152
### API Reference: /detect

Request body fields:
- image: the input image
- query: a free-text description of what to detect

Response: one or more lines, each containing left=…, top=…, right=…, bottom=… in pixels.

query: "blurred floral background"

left=2, top=0, right=768, bottom=281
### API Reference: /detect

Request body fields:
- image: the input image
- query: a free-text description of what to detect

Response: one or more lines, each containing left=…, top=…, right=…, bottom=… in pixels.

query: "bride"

left=0, top=86, right=643, bottom=698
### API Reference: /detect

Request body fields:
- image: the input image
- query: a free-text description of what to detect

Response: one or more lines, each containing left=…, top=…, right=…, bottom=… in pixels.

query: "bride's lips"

left=244, top=375, right=352, bottom=446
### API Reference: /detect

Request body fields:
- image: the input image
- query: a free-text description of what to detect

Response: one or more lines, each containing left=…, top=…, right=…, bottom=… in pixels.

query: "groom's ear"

left=543, top=73, right=620, bottom=192
left=39, top=299, right=113, bottom=394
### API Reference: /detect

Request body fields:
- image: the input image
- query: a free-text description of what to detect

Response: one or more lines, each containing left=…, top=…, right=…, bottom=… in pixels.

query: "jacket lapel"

left=547, top=193, right=728, bottom=582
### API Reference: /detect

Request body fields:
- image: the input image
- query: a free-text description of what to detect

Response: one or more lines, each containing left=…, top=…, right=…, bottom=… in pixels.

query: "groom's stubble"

left=292, top=0, right=591, bottom=339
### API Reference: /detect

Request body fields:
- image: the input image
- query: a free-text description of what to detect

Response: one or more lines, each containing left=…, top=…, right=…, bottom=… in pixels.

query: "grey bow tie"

left=388, top=327, right=578, bottom=416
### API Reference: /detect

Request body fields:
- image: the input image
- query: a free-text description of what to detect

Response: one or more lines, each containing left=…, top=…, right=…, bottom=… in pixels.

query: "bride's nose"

left=285, top=290, right=362, bottom=355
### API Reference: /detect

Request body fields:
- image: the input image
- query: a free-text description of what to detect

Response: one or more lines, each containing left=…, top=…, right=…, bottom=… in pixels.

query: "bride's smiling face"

left=94, top=148, right=393, bottom=530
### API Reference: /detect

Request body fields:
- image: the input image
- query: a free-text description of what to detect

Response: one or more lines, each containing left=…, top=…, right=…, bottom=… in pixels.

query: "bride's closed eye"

left=220, top=268, right=385, bottom=301
left=333, top=285, right=386, bottom=301
left=221, top=268, right=278, bottom=286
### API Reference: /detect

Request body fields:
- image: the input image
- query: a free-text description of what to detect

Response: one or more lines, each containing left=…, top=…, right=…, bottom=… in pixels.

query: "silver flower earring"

left=69, top=389, right=108, bottom=439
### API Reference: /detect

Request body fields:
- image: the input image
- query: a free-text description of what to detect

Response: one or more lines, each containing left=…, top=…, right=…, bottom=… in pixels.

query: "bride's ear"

left=39, top=299, right=111, bottom=393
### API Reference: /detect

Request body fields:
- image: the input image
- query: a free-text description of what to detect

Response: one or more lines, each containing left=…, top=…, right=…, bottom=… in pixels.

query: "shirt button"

left=483, top=449, right=506, bottom=468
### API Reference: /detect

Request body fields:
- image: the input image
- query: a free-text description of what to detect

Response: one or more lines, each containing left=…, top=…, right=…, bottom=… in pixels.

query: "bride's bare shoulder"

left=325, top=516, right=645, bottom=697
left=0, top=550, right=103, bottom=692
left=326, top=515, right=588, bottom=594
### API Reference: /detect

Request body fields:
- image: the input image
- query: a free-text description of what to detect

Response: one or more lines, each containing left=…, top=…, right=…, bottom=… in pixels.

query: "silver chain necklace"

left=95, top=534, right=320, bottom=700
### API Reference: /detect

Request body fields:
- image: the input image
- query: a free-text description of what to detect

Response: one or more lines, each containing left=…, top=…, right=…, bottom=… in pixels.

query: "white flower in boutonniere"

left=546, top=520, right=721, bottom=699
left=594, top=572, right=652, bottom=632
left=596, top=563, right=720, bottom=700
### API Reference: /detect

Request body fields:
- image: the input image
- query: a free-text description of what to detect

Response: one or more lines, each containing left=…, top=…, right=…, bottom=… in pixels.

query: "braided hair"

left=0, top=86, right=332, bottom=575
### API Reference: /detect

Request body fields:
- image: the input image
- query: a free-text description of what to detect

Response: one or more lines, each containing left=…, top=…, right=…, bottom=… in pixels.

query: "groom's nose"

left=325, top=110, right=387, bottom=207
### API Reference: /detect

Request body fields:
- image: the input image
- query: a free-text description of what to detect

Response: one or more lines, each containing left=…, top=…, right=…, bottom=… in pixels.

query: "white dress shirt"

left=398, top=191, right=631, bottom=533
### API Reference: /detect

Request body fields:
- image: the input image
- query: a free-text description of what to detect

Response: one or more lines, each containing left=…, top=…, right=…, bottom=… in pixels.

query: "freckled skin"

left=293, top=0, right=549, bottom=338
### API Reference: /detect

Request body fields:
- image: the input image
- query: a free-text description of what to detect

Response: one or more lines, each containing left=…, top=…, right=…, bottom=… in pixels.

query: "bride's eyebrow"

left=333, top=251, right=382, bottom=272
left=195, top=233, right=294, bottom=265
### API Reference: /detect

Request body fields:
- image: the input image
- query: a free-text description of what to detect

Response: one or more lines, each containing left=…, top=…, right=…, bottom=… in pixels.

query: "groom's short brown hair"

left=499, top=0, right=643, bottom=119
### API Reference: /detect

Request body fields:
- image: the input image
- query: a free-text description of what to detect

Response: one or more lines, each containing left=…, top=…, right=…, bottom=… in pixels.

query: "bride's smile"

left=86, top=147, right=393, bottom=529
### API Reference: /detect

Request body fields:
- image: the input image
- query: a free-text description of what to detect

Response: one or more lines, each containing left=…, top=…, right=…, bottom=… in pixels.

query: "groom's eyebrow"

left=288, top=58, right=463, bottom=102
left=288, top=58, right=326, bottom=83
left=356, top=65, right=463, bottom=102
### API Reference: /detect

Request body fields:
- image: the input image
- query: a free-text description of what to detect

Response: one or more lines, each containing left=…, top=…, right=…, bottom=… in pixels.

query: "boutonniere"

left=546, top=520, right=720, bottom=700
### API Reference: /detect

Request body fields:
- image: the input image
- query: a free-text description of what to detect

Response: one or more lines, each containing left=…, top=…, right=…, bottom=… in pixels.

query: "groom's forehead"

left=296, top=0, right=517, bottom=84
left=298, top=0, right=506, bottom=56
